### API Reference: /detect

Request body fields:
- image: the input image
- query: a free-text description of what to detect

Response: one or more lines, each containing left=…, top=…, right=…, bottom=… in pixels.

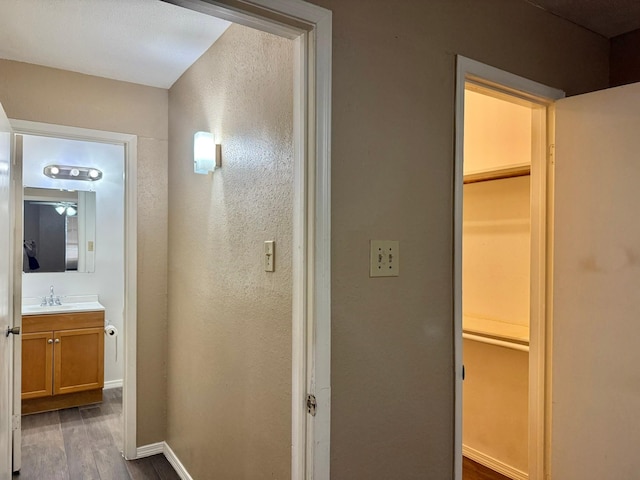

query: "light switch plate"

left=264, top=240, right=275, bottom=272
left=370, top=240, right=399, bottom=277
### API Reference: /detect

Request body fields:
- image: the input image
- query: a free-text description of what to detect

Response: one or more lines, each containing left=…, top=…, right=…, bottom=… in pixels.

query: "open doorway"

left=10, top=123, right=137, bottom=478
left=461, top=84, right=536, bottom=480
left=454, top=56, right=564, bottom=480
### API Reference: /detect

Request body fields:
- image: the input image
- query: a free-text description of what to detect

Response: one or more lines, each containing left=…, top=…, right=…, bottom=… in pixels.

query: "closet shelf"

left=463, top=163, right=530, bottom=184
left=463, top=314, right=529, bottom=346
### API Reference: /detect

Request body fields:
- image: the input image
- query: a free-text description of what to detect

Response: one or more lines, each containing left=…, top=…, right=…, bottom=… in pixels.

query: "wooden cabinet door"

left=22, top=332, right=53, bottom=400
left=53, top=327, right=104, bottom=395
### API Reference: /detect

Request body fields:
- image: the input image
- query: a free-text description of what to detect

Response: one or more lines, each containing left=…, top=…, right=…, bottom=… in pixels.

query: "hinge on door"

left=12, top=415, right=20, bottom=431
left=548, top=144, right=555, bottom=165
left=306, top=394, right=317, bottom=417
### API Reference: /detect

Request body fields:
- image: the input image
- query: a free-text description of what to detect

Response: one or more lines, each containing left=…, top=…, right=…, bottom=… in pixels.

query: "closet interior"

left=462, top=85, right=535, bottom=478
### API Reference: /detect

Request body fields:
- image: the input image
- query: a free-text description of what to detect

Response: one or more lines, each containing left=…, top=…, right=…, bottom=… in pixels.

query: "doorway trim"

left=454, top=56, right=563, bottom=480
left=9, top=119, right=138, bottom=461
left=163, top=1, right=332, bottom=478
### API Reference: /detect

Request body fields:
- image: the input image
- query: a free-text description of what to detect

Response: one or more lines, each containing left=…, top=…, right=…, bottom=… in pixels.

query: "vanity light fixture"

left=193, top=131, right=221, bottom=175
left=44, top=164, right=103, bottom=182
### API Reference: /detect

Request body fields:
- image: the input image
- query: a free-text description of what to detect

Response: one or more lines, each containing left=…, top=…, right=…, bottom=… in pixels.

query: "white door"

left=552, top=83, right=640, bottom=479
left=0, top=104, right=14, bottom=479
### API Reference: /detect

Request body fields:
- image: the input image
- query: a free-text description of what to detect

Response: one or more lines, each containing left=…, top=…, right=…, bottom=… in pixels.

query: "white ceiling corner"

left=0, top=0, right=231, bottom=89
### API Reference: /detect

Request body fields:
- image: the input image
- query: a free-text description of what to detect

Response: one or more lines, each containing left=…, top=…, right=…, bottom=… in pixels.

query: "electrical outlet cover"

left=370, top=240, right=399, bottom=277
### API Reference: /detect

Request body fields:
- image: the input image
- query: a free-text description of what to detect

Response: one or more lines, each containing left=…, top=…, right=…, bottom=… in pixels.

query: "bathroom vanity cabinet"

left=22, top=310, right=104, bottom=414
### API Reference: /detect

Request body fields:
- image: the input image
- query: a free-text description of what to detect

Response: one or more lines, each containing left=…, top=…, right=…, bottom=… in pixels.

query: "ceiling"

left=0, top=0, right=637, bottom=89
left=526, top=0, right=640, bottom=38
left=0, top=0, right=230, bottom=89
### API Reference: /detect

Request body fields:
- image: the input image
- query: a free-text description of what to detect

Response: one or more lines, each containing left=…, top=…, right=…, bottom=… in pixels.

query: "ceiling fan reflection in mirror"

left=28, top=200, right=78, bottom=216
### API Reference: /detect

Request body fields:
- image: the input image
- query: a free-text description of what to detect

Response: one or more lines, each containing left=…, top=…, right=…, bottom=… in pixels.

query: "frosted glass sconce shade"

left=44, top=164, right=103, bottom=181
left=194, top=131, right=221, bottom=174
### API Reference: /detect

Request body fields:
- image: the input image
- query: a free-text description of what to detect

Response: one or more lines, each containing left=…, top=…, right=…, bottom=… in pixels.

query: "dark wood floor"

left=14, top=388, right=179, bottom=480
left=463, top=457, right=512, bottom=480
left=13, top=393, right=512, bottom=480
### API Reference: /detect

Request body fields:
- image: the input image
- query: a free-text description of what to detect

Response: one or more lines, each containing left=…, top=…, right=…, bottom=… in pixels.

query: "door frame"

left=162, top=1, right=332, bottom=478
left=0, top=104, right=14, bottom=480
left=454, top=56, right=563, bottom=480
left=10, top=120, right=137, bottom=463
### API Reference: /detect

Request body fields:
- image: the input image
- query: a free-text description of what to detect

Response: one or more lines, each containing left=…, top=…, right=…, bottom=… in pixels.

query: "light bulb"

left=88, top=169, right=100, bottom=179
left=50, top=166, right=60, bottom=175
left=70, top=168, right=80, bottom=177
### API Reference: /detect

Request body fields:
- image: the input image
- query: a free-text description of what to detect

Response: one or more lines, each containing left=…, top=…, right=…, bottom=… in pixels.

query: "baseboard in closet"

left=463, top=445, right=528, bottom=480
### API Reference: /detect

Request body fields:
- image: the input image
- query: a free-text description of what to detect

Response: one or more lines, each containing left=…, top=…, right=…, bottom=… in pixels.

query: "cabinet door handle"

left=54, top=339, right=60, bottom=344
left=47, top=339, right=53, bottom=344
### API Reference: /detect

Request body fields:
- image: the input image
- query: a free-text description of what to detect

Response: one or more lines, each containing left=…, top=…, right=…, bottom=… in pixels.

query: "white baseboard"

left=136, top=442, right=164, bottom=458
left=463, top=445, right=528, bottom=480
left=135, top=441, right=193, bottom=480
left=103, top=379, right=123, bottom=389
left=163, top=442, right=194, bottom=480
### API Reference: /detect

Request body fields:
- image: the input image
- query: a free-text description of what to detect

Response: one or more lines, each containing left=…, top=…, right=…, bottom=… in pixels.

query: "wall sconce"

left=194, top=131, right=221, bottom=174
left=44, top=164, right=103, bottom=182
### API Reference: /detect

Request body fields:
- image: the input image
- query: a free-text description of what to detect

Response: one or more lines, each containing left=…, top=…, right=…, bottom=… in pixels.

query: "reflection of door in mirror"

left=23, top=187, right=96, bottom=273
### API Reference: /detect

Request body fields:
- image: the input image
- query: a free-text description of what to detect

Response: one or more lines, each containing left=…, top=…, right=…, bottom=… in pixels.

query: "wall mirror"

left=23, top=187, right=97, bottom=273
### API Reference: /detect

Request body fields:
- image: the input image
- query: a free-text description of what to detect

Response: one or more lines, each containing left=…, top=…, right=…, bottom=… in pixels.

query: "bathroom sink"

left=22, top=295, right=105, bottom=316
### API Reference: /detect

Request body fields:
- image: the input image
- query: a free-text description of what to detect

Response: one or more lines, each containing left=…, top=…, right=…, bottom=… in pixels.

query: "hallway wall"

left=167, top=24, right=293, bottom=479
left=305, top=0, right=609, bottom=477
left=0, top=59, right=169, bottom=446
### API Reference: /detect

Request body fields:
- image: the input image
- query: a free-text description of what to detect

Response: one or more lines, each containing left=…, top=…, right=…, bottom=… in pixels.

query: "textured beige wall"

left=553, top=82, right=640, bottom=479
left=304, top=0, right=608, bottom=477
left=0, top=60, right=169, bottom=446
left=166, top=25, right=293, bottom=479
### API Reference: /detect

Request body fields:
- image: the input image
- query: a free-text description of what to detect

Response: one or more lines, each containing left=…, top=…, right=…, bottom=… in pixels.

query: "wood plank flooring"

left=463, top=457, right=512, bottom=480
left=14, top=388, right=179, bottom=480
left=14, top=395, right=515, bottom=480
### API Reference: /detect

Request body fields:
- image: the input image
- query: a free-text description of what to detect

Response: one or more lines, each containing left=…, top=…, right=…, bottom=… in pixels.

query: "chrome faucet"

left=46, top=285, right=62, bottom=306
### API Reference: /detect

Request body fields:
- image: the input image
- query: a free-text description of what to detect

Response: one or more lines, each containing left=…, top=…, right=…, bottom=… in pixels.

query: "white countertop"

left=22, top=295, right=105, bottom=316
